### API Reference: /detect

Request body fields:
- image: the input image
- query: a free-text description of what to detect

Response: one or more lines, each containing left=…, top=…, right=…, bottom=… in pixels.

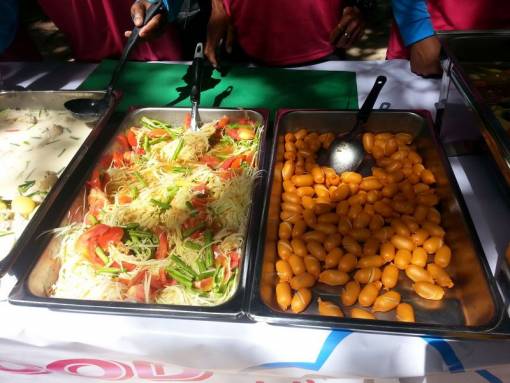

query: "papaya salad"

left=51, top=115, right=262, bottom=306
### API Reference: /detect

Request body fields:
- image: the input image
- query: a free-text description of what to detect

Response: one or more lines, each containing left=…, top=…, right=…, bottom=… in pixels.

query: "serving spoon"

left=64, top=0, right=164, bottom=121
left=189, top=43, right=204, bottom=132
left=320, top=75, right=387, bottom=173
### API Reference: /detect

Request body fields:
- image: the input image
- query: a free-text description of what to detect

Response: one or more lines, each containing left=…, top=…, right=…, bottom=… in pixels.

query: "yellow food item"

left=276, top=282, right=292, bottom=310
left=12, top=196, right=36, bottom=217
left=291, top=288, right=312, bottom=313
left=317, top=298, right=344, bottom=317
left=396, top=303, right=415, bottom=322
left=351, top=308, right=376, bottom=320
left=427, top=263, right=454, bottom=288
left=272, top=129, right=453, bottom=320
left=373, top=290, right=401, bottom=313
left=413, top=281, right=445, bottom=300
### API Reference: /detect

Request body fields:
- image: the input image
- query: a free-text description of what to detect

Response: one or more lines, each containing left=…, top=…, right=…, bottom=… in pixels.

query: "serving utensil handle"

left=106, top=0, right=164, bottom=96
left=190, top=43, right=205, bottom=104
left=347, top=75, right=387, bottom=139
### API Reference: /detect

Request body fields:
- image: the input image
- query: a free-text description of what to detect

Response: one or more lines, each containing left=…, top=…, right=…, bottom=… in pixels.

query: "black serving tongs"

left=189, top=43, right=204, bottom=131
left=64, top=0, right=164, bottom=121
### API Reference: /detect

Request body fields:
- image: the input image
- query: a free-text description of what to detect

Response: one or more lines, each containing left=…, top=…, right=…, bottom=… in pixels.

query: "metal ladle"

left=189, top=43, right=204, bottom=132
left=64, top=0, right=164, bottom=121
left=321, top=75, right=387, bottom=173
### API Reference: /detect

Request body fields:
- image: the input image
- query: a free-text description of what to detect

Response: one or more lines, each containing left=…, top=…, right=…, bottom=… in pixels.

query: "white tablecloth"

left=1, top=60, right=509, bottom=383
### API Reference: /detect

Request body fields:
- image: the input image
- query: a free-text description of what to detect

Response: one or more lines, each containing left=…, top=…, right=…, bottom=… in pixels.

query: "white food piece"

left=35, top=171, right=58, bottom=192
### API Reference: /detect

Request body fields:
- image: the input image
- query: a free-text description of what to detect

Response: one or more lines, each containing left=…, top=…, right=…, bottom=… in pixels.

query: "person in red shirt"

left=133, top=0, right=370, bottom=67
left=387, top=0, right=510, bottom=77
left=205, top=0, right=368, bottom=67
left=37, top=0, right=185, bottom=61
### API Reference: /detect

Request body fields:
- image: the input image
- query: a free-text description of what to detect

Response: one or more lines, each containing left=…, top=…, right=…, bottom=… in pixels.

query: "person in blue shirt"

left=0, top=0, right=19, bottom=55
left=388, top=0, right=510, bottom=77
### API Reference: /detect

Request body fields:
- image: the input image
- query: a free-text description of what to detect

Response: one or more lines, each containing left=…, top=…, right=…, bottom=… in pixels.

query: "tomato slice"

left=87, top=169, right=102, bottom=190
left=150, top=272, right=163, bottom=290
left=229, top=251, right=240, bottom=269
left=147, top=128, right=168, bottom=138
left=155, top=230, right=169, bottom=260
left=112, top=151, right=124, bottom=168
left=99, top=154, right=113, bottom=169
left=87, top=192, right=106, bottom=218
left=116, top=134, right=130, bottom=152
left=118, top=194, right=132, bottom=205
left=225, top=128, right=240, bottom=140
left=219, top=169, right=235, bottom=181
left=78, top=225, right=124, bottom=255
left=80, top=224, right=110, bottom=243
left=230, top=156, right=245, bottom=169
left=191, top=197, right=208, bottom=209
left=184, top=113, right=191, bottom=129
left=217, top=115, right=230, bottom=128
left=126, top=284, right=146, bottom=303
left=199, top=155, right=220, bottom=168
left=129, top=268, right=148, bottom=287
left=182, top=216, right=203, bottom=230
left=123, top=151, right=134, bottom=164
left=220, top=157, right=235, bottom=170
left=215, top=254, right=228, bottom=268
left=122, top=261, right=137, bottom=272
left=126, top=129, right=138, bottom=148
left=194, top=277, right=213, bottom=291
left=96, top=227, right=124, bottom=249
left=110, top=261, right=136, bottom=273
left=149, top=268, right=175, bottom=290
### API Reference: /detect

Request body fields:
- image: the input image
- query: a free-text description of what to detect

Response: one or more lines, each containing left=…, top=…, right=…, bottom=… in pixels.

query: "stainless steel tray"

left=0, top=90, right=118, bottom=277
left=9, top=107, right=269, bottom=320
left=438, top=32, right=510, bottom=183
left=248, top=109, right=509, bottom=338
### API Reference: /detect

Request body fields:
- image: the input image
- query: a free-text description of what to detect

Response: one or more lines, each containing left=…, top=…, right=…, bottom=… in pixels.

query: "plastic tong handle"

left=191, top=43, right=205, bottom=104
left=105, top=0, right=164, bottom=97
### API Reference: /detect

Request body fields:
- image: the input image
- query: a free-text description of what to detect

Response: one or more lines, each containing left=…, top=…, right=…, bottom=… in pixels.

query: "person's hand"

left=124, top=0, right=167, bottom=41
left=409, top=36, right=442, bottom=77
left=204, top=0, right=234, bottom=68
left=329, top=6, right=366, bottom=49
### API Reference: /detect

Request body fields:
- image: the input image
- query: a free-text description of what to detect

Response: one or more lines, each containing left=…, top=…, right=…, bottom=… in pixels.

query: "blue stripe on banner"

left=476, top=369, right=503, bottom=383
left=421, top=337, right=465, bottom=373
left=248, top=330, right=351, bottom=371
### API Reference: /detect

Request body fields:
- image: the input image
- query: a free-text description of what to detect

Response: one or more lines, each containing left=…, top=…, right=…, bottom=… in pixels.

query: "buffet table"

left=1, top=59, right=510, bottom=383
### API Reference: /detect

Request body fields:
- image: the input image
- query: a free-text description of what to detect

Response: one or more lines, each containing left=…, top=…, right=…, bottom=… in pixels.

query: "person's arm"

left=204, top=0, right=233, bottom=68
left=392, top=0, right=442, bottom=76
left=0, top=0, right=18, bottom=54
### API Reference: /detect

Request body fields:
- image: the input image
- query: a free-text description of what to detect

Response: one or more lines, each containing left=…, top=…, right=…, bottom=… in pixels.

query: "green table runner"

left=80, top=60, right=358, bottom=112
